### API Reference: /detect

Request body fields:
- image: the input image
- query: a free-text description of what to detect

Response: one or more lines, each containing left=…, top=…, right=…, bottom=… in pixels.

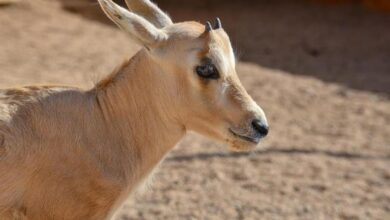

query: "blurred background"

left=0, top=0, right=389, bottom=219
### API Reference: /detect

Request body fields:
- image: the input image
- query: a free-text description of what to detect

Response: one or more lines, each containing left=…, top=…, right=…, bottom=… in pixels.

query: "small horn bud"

left=205, top=21, right=212, bottom=32
left=214, top=17, right=222, bottom=29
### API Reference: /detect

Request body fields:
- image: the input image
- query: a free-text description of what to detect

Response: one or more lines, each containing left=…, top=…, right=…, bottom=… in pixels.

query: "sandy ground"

left=0, top=0, right=389, bottom=219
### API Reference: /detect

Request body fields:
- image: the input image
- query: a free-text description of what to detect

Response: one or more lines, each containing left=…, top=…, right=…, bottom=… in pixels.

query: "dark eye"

left=195, top=63, right=220, bottom=79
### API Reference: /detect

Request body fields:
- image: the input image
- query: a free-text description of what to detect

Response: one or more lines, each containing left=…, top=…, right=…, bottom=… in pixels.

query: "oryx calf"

left=0, top=0, right=269, bottom=219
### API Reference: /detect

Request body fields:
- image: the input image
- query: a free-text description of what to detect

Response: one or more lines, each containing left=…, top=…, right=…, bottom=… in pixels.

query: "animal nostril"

left=251, top=119, right=269, bottom=137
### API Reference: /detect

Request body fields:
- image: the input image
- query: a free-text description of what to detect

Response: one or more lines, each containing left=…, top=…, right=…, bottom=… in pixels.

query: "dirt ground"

left=0, top=0, right=389, bottom=219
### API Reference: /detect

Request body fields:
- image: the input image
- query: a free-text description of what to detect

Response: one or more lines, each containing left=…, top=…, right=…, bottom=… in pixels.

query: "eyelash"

left=195, top=63, right=220, bottom=79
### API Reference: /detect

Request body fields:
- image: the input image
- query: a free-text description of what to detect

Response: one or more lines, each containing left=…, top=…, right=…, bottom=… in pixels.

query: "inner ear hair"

left=98, top=0, right=167, bottom=48
left=124, top=0, right=173, bottom=28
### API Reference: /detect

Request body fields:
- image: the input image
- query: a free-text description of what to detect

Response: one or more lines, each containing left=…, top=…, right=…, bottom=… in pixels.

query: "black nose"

left=252, top=119, right=269, bottom=137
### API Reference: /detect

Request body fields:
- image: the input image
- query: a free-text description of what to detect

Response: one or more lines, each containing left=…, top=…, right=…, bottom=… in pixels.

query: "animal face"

left=98, top=0, right=269, bottom=151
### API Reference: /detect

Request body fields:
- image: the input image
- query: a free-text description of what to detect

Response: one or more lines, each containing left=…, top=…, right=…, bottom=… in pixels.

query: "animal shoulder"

left=0, top=85, right=78, bottom=122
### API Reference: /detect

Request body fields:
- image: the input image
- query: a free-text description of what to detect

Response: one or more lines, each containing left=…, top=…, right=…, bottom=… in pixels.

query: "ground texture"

left=0, top=0, right=389, bottom=219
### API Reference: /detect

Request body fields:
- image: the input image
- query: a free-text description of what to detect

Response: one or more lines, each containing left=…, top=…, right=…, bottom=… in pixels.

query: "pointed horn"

left=214, top=17, right=222, bottom=29
left=205, top=21, right=212, bottom=32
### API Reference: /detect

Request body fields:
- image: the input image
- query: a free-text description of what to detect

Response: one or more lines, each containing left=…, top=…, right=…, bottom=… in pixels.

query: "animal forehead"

left=164, top=21, right=235, bottom=67
left=166, top=21, right=232, bottom=47
left=208, top=30, right=233, bottom=56
left=165, top=21, right=205, bottom=39
left=207, top=30, right=235, bottom=73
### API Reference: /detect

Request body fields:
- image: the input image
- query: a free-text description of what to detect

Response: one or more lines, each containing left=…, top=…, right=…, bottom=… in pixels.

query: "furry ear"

left=124, top=0, right=173, bottom=28
left=98, top=0, right=167, bottom=48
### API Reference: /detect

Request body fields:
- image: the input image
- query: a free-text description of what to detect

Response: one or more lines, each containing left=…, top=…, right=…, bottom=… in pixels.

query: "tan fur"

left=95, top=60, right=131, bottom=90
left=0, top=1, right=268, bottom=219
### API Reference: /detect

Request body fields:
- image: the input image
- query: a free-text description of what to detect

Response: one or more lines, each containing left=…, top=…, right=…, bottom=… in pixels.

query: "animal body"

left=0, top=0, right=269, bottom=219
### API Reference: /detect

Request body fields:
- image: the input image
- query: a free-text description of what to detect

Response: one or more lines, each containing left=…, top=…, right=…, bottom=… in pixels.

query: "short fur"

left=0, top=0, right=268, bottom=219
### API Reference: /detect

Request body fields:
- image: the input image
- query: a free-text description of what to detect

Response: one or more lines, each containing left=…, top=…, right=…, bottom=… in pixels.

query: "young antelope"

left=0, top=0, right=269, bottom=219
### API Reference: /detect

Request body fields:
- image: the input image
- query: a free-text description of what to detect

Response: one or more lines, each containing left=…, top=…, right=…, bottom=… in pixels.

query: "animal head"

left=98, top=0, right=269, bottom=151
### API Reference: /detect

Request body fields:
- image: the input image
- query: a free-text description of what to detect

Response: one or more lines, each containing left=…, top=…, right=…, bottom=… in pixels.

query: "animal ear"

left=124, top=0, right=173, bottom=28
left=98, top=0, right=168, bottom=48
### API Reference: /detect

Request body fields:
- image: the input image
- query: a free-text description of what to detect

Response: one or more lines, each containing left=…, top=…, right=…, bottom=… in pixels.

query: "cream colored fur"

left=0, top=0, right=268, bottom=219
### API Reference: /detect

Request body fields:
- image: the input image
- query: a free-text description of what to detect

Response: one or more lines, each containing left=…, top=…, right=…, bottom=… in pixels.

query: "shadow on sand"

left=166, top=147, right=390, bottom=162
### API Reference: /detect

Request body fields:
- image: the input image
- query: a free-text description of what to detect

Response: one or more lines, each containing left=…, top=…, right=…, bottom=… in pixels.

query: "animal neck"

left=92, top=49, right=185, bottom=187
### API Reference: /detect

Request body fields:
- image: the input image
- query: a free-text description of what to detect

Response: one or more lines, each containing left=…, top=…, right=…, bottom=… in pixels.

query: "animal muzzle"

left=251, top=118, right=269, bottom=138
left=229, top=117, right=269, bottom=144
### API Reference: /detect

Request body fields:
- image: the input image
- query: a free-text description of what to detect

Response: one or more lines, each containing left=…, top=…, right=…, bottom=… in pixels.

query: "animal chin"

left=228, top=128, right=260, bottom=144
left=228, top=139, right=258, bottom=152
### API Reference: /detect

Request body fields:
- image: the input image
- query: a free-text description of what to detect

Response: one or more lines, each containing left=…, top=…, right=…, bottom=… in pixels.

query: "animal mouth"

left=229, top=128, right=260, bottom=144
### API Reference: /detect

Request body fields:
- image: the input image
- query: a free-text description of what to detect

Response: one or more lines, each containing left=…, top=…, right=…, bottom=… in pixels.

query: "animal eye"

left=195, top=64, right=220, bottom=79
